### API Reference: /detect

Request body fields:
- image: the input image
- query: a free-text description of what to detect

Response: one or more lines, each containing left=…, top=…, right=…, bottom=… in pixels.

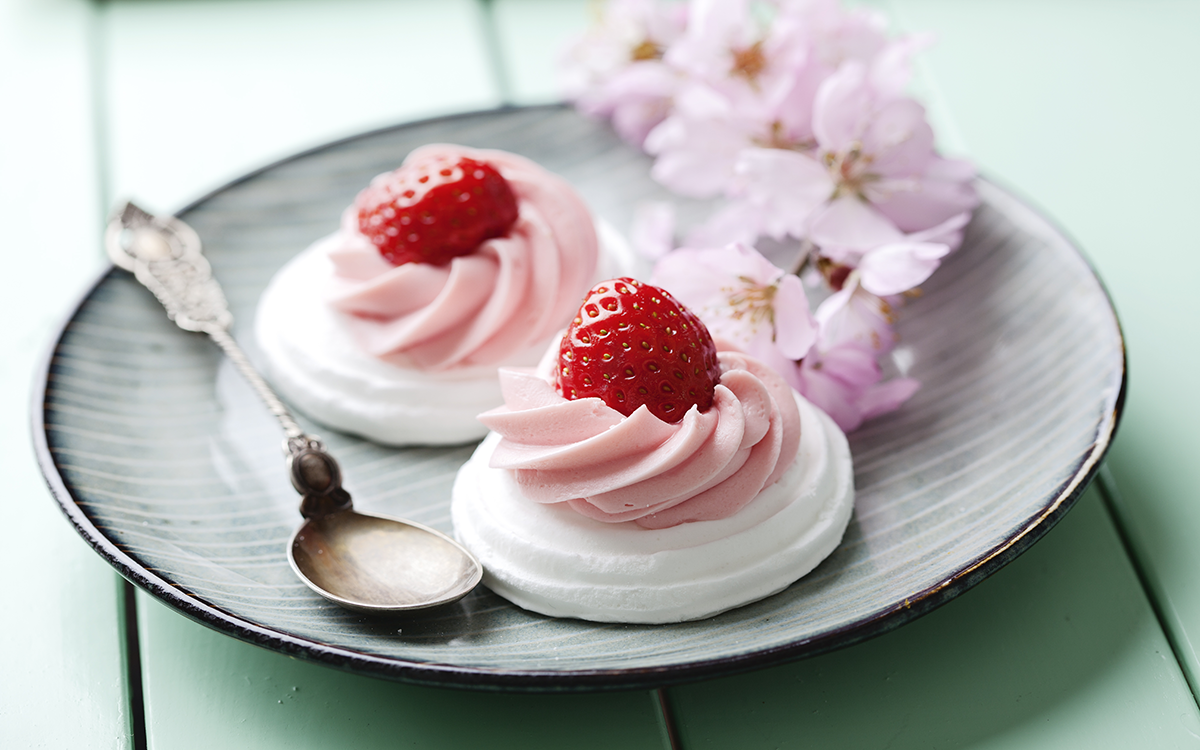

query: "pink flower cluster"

left=562, top=0, right=978, bottom=431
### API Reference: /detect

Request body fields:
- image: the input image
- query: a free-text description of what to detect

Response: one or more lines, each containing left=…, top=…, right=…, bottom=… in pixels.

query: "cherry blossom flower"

left=663, top=0, right=809, bottom=114
left=652, top=242, right=817, bottom=364
left=564, top=0, right=975, bottom=431
left=560, top=0, right=687, bottom=146
left=791, top=273, right=918, bottom=431
left=808, top=55, right=976, bottom=234
left=643, top=0, right=816, bottom=197
left=809, top=197, right=968, bottom=295
left=814, top=270, right=899, bottom=356
left=765, top=0, right=892, bottom=147
left=684, top=145, right=830, bottom=245
left=702, top=53, right=975, bottom=245
left=794, top=341, right=919, bottom=432
left=644, top=84, right=762, bottom=197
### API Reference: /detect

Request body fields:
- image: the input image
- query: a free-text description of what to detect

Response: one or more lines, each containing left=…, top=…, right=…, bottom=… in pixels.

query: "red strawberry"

left=557, top=277, right=721, bottom=423
left=355, top=154, right=519, bottom=267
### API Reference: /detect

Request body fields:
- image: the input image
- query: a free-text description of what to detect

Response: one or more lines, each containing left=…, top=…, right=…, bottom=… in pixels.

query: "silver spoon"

left=105, top=201, right=482, bottom=614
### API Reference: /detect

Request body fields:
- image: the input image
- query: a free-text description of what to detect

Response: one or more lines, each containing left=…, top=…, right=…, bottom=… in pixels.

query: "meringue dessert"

left=451, top=278, right=855, bottom=623
left=255, top=144, right=635, bottom=445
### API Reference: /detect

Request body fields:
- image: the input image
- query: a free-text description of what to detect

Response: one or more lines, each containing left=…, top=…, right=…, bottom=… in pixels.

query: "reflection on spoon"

left=291, top=513, right=482, bottom=613
left=105, top=200, right=482, bottom=614
left=285, top=437, right=481, bottom=613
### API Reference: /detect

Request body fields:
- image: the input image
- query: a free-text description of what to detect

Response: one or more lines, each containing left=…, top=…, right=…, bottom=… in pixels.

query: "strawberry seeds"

left=557, top=278, right=721, bottom=423
left=356, top=154, right=519, bottom=267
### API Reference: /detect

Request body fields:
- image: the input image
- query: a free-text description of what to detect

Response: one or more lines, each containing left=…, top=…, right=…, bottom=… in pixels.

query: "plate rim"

left=31, top=104, right=1127, bottom=692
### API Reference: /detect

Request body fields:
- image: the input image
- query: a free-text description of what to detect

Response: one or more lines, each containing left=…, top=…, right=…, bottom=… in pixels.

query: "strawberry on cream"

left=451, top=345, right=856, bottom=623
left=255, top=145, right=637, bottom=446
left=326, top=145, right=600, bottom=370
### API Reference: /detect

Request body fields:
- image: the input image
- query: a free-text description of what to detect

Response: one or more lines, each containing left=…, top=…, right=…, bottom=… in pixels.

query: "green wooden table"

left=5, top=0, right=1200, bottom=747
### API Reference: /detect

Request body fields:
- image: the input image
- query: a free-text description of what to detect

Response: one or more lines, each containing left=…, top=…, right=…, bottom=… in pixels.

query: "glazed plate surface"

left=35, top=106, right=1124, bottom=691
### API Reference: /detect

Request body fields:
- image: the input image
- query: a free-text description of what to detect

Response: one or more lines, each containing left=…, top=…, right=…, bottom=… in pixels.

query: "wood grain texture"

left=0, top=0, right=130, bottom=747
left=136, top=590, right=668, bottom=750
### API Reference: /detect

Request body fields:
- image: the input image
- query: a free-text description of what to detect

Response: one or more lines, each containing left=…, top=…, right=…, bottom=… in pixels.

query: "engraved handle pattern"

left=105, top=201, right=233, bottom=333
left=137, top=254, right=233, bottom=333
left=105, top=201, right=314, bottom=447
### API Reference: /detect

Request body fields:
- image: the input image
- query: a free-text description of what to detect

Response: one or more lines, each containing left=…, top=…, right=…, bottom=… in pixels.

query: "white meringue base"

left=254, top=221, right=643, bottom=446
left=450, top=394, right=855, bottom=623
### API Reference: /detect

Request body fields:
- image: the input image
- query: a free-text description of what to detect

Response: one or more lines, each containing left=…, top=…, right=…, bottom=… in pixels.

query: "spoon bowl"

left=290, top=511, right=482, bottom=613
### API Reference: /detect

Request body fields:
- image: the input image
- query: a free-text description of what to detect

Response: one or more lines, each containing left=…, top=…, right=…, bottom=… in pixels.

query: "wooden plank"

left=0, top=0, right=131, bottom=747
left=891, top=0, right=1200, bottom=696
left=667, top=488, right=1200, bottom=748
left=101, top=0, right=503, bottom=212
left=491, top=0, right=592, bottom=104
left=137, top=591, right=668, bottom=750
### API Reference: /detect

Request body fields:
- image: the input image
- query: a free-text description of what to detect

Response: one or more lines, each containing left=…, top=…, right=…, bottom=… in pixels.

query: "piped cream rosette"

left=255, top=145, right=639, bottom=445
left=451, top=348, right=855, bottom=623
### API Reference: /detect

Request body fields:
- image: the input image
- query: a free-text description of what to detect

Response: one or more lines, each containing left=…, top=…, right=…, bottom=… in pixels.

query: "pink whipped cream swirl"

left=478, top=350, right=802, bottom=529
left=324, top=145, right=599, bottom=370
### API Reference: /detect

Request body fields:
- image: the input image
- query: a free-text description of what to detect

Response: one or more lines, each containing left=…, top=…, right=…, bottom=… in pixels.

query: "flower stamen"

left=753, top=120, right=816, bottom=152
left=630, top=39, right=663, bottom=61
left=719, top=275, right=779, bottom=333
left=824, top=143, right=878, bottom=199
left=731, top=41, right=767, bottom=81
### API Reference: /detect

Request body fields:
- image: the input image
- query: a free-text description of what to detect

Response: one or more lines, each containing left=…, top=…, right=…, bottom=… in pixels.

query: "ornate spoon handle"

left=104, top=201, right=355, bottom=518
left=102, top=203, right=484, bottom=611
left=105, top=201, right=307, bottom=443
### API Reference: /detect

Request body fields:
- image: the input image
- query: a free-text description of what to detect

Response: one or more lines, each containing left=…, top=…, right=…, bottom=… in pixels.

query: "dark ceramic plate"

left=34, top=106, right=1124, bottom=692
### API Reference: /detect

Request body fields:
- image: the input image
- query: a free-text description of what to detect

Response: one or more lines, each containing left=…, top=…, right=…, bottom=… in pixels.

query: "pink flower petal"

left=809, top=196, right=902, bottom=253
left=685, top=200, right=767, bottom=247
left=867, top=33, right=931, bottom=95
left=651, top=247, right=745, bottom=308
left=653, top=243, right=813, bottom=366
left=857, top=241, right=949, bottom=296
left=815, top=275, right=897, bottom=354
left=795, top=342, right=880, bottom=432
left=773, top=273, right=817, bottom=359
left=862, top=98, right=935, bottom=177
left=645, top=90, right=756, bottom=198
left=906, top=209, right=972, bottom=246
left=734, top=147, right=832, bottom=239
left=858, top=377, right=919, bottom=421
left=631, top=201, right=676, bottom=260
left=871, top=156, right=978, bottom=233
left=812, top=60, right=872, bottom=151
left=814, top=342, right=880, bottom=388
